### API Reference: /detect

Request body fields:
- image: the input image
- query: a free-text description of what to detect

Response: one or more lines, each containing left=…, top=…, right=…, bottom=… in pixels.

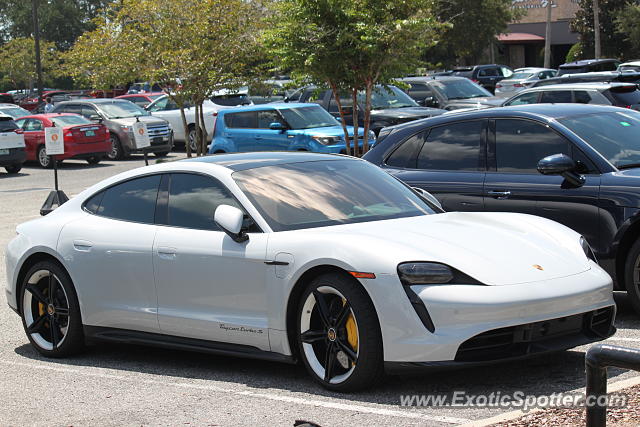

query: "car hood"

left=109, top=116, right=168, bottom=126
left=289, top=212, right=590, bottom=286
left=446, top=97, right=504, bottom=107
left=287, top=125, right=364, bottom=137
left=370, top=107, right=444, bottom=119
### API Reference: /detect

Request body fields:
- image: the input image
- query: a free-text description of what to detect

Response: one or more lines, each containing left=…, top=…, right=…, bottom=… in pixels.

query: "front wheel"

left=37, top=146, right=52, bottom=168
left=86, top=156, right=101, bottom=165
left=107, top=134, right=124, bottom=160
left=154, top=151, right=169, bottom=157
left=624, top=239, right=640, bottom=315
left=296, top=272, right=383, bottom=391
left=20, top=261, right=84, bottom=357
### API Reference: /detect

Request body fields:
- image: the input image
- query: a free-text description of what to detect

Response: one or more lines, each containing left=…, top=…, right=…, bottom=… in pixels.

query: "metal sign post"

left=40, top=123, right=68, bottom=215
left=133, top=117, right=151, bottom=166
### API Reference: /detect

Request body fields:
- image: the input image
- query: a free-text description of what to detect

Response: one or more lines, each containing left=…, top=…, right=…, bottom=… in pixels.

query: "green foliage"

left=0, top=37, right=60, bottom=89
left=566, top=42, right=583, bottom=63
left=571, top=0, right=632, bottom=59
left=615, top=3, right=640, bottom=60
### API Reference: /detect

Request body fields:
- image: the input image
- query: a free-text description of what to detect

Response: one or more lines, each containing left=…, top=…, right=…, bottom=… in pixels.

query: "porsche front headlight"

left=398, top=262, right=453, bottom=285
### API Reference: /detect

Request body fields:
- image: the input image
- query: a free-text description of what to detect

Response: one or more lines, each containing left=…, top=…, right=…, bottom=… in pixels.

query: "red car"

left=115, top=92, right=165, bottom=108
left=14, top=113, right=111, bottom=168
left=19, top=90, right=70, bottom=111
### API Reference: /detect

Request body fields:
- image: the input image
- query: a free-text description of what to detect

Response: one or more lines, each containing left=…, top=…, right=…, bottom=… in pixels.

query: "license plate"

left=0, top=149, right=9, bottom=155
left=153, top=137, right=163, bottom=144
left=85, top=130, right=95, bottom=137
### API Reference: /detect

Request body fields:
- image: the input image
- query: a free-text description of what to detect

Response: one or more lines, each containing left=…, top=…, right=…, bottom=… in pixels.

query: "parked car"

left=286, top=85, right=445, bottom=135
left=127, top=82, right=163, bottom=94
left=0, top=103, right=30, bottom=119
left=531, top=71, right=640, bottom=88
left=400, top=76, right=504, bottom=110
left=364, top=103, right=640, bottom=314
left=451, top=64, right=514, bottom=93
left=619, top=61, right=640, bottom=73
left=14, top=113, right=111, bottom=168
left=502, top=82, right=640, bottom=110
left=19, top=90, right=70, bottom=111
left=6, top=151, right=615, bottom=391
left=247, top=82, right=288, bottom=104
left=557, top=59, right=620, bottom=76
left=0, top=113, right=26, bottom=174
left=210, top=88, right=253, bottom=107
left=494, top=68, right=557, bottom=97
left=146, top=95, right=218, bottom=152
left=208, top=103, right=375, bottom=154
left=115, top=92, right=165, bottom=108
left=52, top=99, right=173, bottom=160
left=0, top=93, right=15, bottom=104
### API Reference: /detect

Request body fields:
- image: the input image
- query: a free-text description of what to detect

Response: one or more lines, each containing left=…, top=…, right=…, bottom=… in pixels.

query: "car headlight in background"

left=580, top=236, right=597, bottom=262
left=311, top=135, right=342, bottom=145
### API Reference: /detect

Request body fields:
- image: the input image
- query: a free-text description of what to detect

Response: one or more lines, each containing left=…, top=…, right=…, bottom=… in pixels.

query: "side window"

left=540, top=90, right=572, bottom=103
left=81, top=106, right=98, bottom=119
left=224, top=111, right=257, bottom=128
left=385, top=132, right=424, bottom=168
left=505, top=92, right=539, bottom=106
left=257, top=110, right=282, bottom=128
left=417, top=121, right=483, bottom=171
left=328, top=95, right=353, bottom=114
left=96, top=175, right=161, bottom=223
left=63, top=104, right=82, bottom=115
left=407, top=83, right=433, bottom=98
left=574, top=91, right=591, bottom=104
left=287, top=89, right=303, bottom=102
left=84, top=191, right=105, bottom=214
left=500, top=67, right=513, bottom=78
left=167, top=173, right=241, bottom=231
left=495, top=119, right=569, bottom=173
left=15, top=119, right=26, bottom=129
left=24, top=119, right=43, bottom=131
left=572, top=146, right=599, bottom=174
left=148, top=97, right=169, bottom=112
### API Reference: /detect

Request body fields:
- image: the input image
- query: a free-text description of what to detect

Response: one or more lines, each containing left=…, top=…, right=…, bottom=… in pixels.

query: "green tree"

left=571, top=0, right=632, bottom=60
left=615, top=2, right=640, bottom=60
left=0, top=37, right=60, bottom=89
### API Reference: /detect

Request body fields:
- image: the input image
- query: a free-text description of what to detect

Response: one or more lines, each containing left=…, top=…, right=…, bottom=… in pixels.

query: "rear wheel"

left=86, top=156, right=101, bottom=165
left=107, top=134, right=124, bottom=160
left=4, top=164, right=22, bottom=174
left=20, top=261, right=84, bottom=357
left=188, top=126, right=197, bottom=152
left=37, top=146, right=52, bottom=168
left=624, top=239, right=640, bottom=315
left=154, top=151, right=169, bottom=157
left=296, top=272, right=383, bottom=391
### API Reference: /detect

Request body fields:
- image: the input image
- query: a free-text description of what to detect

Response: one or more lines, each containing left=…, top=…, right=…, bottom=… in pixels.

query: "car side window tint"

left=540, top=90, right=572, bottom=103
left=417, top=121, right=483, bottom=171
left=506, top=92, right=539, bottom=106
left=495, top=119, right=569, bottom=173
left=385, top=132, right=424, bottom=168
left=15, top=119, right=26, bottom=129
left=328, top=95, right=353, bottom=114
left=25, top=119, right=43, bottom=131
left=257, top=110, right=282, bottom=128
left=224, top=111, right=257, bottom=128
left=64, top=104, right=82, bottom=114
left=84, top=191, right=105, bottom=214
left=97, top=175, right=161, bottom=223
left=167, top=173, right=241, bottom=231
left=148, top=97, right=168, bottom=112
left=572, top=146, right=599, bottom=174
left=574, top=91, right=591, bottom=104
left=81, top=106, right=98, bottom=119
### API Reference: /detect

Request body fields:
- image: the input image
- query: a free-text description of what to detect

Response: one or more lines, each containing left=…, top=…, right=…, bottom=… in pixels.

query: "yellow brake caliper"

left=342, top=299, right=358, bottom=359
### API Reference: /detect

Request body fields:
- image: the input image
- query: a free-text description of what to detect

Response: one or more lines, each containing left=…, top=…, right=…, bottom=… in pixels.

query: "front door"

left=254, top=109, right=289, bottom=150
left=153, top=173, right=270, bottom=349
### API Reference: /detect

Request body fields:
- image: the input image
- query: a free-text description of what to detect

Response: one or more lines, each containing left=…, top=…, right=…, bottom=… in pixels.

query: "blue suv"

left=208, top=103, right=375, bottom=154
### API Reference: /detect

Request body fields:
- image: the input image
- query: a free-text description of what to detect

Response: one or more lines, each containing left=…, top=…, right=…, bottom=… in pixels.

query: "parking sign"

left=45, top=126, right=64, bottom=155
left=133, top=121, right=151, bottom=149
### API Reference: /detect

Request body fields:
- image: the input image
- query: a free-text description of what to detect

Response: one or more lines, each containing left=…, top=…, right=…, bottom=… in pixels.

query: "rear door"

left=384, top=120, right=487, bottom=211
left=223, top=111, right=259, bottom=151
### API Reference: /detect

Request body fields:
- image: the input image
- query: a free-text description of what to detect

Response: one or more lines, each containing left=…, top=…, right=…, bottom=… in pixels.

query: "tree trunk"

left=593, top=0, right=601, bottom=59
left=328, top=80, right=351, bottom=156
left=351, top=89, right=359, bottom=157
left=362, top=79, right=373, bottom=154
left=194, top=103, right=202, bottom=156
left=198, top=103, right=208, bottom=156
left=180, top=106, right=191, bottom=158
left=544, top=1, right=552, bottom=68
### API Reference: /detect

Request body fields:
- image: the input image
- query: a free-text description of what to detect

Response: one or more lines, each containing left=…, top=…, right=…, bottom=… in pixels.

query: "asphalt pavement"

left=1, top=154, right=640, bottom=426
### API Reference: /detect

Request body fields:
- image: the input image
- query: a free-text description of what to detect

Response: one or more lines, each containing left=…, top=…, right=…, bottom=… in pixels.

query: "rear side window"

left=93, top=175, right=161, bottom=223
left=225, top=111, right=257, bottom=128
left=607, top=88, right=640, bottom=106
left=385, top=132, right=424, bottom=168
left=417, top=121, right=483, bottom=171
left=540, top=91, right=572, bottom=103
left=506, top=91, right=540, bottom=106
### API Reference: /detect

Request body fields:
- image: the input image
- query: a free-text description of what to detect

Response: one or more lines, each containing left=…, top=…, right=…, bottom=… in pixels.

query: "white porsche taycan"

left=5, top=152, right=615, bottom=391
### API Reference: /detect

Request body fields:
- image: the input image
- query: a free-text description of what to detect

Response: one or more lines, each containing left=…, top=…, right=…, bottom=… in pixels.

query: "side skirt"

left=84, top=326, right=296, bottom=364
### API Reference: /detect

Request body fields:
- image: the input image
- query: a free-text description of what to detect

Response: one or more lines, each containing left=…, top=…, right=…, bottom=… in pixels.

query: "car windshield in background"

left=51, top=115, right=92, bottom=127
left=559, top=111, right=640, bottom=169
left=99, top=102, right=149, bottom=119
left=358, top=86, right=419, bottom=110
left=233, top=159, right=435, bottom=231
left=211, top=94, right=251, bottom=106
left=0, top=107, right=29, bottom=119
left=280, top=106, right=339, bottom=129
left=430, top=80, right=492, bottom=100
left=511, top=72, right=534, bottom=80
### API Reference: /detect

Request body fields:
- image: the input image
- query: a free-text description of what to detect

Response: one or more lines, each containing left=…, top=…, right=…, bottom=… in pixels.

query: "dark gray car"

left=400, top=76, right=504, bottom=110
left=52, top=99, right=173, bottom=160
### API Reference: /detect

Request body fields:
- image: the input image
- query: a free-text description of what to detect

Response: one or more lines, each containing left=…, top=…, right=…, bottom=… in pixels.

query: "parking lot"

left=1, top=155, right=640, bottom=426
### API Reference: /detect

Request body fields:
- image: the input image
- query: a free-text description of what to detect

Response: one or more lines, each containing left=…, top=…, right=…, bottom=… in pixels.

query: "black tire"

left=107, top=133, right=124, bottom=160
left=624, top=239, right=640, bottom=315
left=37, top=145, right=52, bottom=168
left=86, top=156, right=102, bottom=165
left=154, top=151, right=169, bottom=157
left=296, top=272, right=384, bottom=391
left=188, top=126, right=197, bottom=153
left=19, top=261, right=84, bottom=357
left=4, top=164, right=22, bottom=174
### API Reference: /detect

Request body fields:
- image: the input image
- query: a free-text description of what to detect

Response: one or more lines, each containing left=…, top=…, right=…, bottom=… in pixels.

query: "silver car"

left=52, top=99, right=173, bottom=160
left=494, top=68, right=557, bottom=97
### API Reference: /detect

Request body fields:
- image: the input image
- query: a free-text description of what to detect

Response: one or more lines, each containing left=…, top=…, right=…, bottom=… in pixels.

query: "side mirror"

left=537, top=153, right=585, bottom=187
left=423, top=96, right=438, bottom=108
left=412, top=187, right=444, bottom=212
left=269, top=122, right=286, bottom=131
left=214, top=205, right=249, bottom=243
left=89, top=114, right=101, bottom=122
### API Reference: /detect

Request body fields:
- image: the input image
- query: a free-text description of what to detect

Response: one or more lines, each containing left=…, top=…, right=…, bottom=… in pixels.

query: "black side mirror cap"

left=537, top=153, right=585, bottom=187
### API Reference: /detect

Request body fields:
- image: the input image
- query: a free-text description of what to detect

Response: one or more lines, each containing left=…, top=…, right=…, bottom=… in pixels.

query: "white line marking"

left=0, top=360, right=469, bottom=424
left=607, top=337, right=640, bottom=342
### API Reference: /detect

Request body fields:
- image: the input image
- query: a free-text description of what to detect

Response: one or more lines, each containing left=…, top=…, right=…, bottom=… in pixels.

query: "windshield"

left=233, top=159, right=435, bottom=231
left=51, top=115, right=92, bottom=127
left=280, top=106, right=339, bottom=129
left=0, top=106, right=29, bottom=119
left=511, top=72, right=534, bottom=80
left=358, top=86, right=419, bottom=110
left=99, top=101, right=149, bottom=119
left=559, top=111, right=640, bottom=168
left=430, top=80, right=492, bottom=100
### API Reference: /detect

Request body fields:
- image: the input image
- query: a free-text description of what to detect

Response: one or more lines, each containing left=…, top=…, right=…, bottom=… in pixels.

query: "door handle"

left=157, top=247, right=177, bottom=259
left=255, top=136, right=263, bottom=140
left=73, top=239, right=93, bottom=252
left=487, top=190, right=511, bottom=199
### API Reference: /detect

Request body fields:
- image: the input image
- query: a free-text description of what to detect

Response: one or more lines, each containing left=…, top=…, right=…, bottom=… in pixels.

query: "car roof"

left=0, top=103, right=21, bottom=107
left=217, top=102, right=321, bottom=114
left=520, top=82, right=636, bottom=91
left=559, top=58, right=619, bottom=67
left=620, top=61, right=640, bottom=67
left=182, top=151, right=353, bottom=171
left=400, top=76, right=468, bottom=83
left=56, top=98, right=131, bottom=105
left=513, top=68, right=555, bottom=72
left=23, top=113, right=81, bottom=119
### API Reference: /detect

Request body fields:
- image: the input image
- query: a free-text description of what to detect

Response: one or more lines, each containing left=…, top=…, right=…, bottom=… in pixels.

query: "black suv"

left=451, top=64, right=514, bottom=93
left=285, top=85, right=445, bottom=135
left=557, top=59, right=621, bottom=76
left=364, top=104, right=640, bottom=314
left=0, top=113, right=26, bottom=174
left=400, top=76, right=504, bottom=110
